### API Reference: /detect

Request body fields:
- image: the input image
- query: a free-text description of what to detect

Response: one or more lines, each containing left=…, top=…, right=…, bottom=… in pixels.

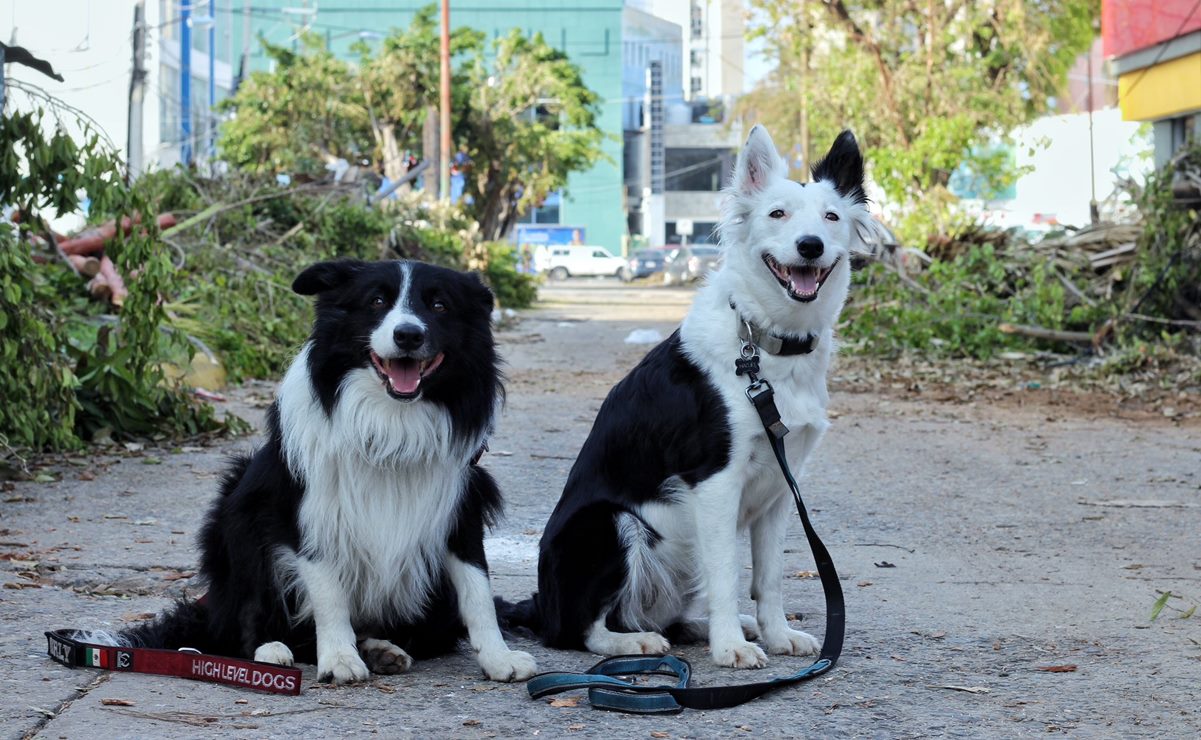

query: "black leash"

left=527, top=331, right=845, bottom=714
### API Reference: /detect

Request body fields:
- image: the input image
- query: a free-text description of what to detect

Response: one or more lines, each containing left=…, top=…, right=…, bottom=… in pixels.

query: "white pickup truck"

left=535, top=245, right=626, bottom=280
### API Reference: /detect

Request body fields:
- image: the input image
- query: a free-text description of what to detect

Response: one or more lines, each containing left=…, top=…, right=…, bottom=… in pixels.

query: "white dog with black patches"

left=510, top=126, right=882, bottom=669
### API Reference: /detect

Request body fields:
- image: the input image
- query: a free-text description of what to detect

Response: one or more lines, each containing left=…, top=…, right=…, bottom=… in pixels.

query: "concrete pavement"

left=2, top=279, right=1199, bottom=738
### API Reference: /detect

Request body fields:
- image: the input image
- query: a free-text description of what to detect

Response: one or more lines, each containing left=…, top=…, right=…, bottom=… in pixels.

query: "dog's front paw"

left=317, top=645, right=371, bottom=685
left=358, top=638, right=413, bottom=675
left=711, top=639, right=768, bottom=669
left=586, top=630, right=671, bottom=657
left=478, top=649, right=538, bottom=682
left=763, top=627, right=820, bottom=656
left=253, top=641, right=294, bottom=666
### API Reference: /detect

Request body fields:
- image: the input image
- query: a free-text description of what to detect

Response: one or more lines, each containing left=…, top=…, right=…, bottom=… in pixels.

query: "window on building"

left=1171, top=115, right=1197, bottom=151
left=666, top=222, right=718, bottom=244
left=690, top=2, right=704, bottom=40
left=690, top=76, right=703, bottom=95
left=665, top=148, right=731, bottom=192
left=517, top=190, right=562, bottom=225
left=159, top=64, right=179, bottom=147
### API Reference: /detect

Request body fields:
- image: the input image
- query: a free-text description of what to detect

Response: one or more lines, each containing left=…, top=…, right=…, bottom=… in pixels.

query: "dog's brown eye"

left=431, top=299, right=447, bottom=313
left=769, top=209, right=786, bottom=219
left=825, top=212, right=840, bottom=222
left=370, top=295, right=386, bottom=308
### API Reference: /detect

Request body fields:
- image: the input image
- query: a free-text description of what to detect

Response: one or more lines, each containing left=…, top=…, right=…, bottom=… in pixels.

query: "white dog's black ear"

left=292, top=259, right=368, bottom=295
left=733, top=125, right=783, bottom=194
left=811, top=130, right=867, bottom=205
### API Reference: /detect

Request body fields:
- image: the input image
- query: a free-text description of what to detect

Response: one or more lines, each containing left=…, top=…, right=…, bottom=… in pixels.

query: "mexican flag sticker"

left=85, top=648, right=107, bottom=668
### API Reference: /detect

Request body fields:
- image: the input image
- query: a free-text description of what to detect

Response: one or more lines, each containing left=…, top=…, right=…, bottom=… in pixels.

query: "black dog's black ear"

left=468, top=272, right=496, bottom=312
left=292, top=259, right=367, bottom=296
left=811, top=130, right=867, bottom=205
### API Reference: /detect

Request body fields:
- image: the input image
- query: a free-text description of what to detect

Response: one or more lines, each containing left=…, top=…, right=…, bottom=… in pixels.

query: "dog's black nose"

left=392, top=323, right=426, bottom=351
left=797, top=236, right=824, bottom=260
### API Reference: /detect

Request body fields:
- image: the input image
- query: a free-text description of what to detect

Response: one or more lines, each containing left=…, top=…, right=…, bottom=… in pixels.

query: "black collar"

left=730, top=301, right=817, bottom=356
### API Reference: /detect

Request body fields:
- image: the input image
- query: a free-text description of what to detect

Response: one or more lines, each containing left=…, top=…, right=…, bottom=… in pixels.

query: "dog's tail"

left=74, top=598, right=211, bottom=652
left=494, top=594, right=542, bottom=637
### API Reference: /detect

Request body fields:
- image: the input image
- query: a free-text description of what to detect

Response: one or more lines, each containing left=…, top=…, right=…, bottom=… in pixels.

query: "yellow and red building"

left=1103, top=0, right=1201, bottom=165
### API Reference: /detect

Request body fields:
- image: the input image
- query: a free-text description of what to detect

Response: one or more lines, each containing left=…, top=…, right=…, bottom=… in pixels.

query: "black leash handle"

left=527, top=377, right=845, bottom=714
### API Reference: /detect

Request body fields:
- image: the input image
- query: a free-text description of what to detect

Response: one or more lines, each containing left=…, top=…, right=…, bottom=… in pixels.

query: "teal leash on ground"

left=527, top=336, right=845, bottom=714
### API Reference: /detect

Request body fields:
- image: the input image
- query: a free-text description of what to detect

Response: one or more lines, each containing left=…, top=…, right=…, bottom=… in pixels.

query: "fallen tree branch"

left=59, top=214, right=178, bottom=255
left=997, top=322, right=1095, bottom=344
left=1123, top=313, right=1201, bottom=330
left=160, top=182, right=356, bottom=240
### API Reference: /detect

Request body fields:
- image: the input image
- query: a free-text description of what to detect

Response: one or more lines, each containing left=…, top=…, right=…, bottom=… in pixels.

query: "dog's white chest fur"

left=681, top=274, right=832, bottom=526
left=276, top=344, right=473, bottom=624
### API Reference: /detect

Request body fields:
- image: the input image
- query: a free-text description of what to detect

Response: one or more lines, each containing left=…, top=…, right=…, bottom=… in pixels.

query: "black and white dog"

left=519, top=127, right=881, bottom=668
left=99, top=260, right=536, bottom=684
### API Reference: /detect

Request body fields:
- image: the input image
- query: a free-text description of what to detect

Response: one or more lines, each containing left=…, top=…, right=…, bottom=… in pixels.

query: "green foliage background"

left=217, top=5, right=605, bottom=243
left=839, top=147, right=1201, bottom=363
left=0, top=113, right=229, bottom=452
left=742, top=0, right=1097, bottom=243
left=140, top=171, right=536, bottom=384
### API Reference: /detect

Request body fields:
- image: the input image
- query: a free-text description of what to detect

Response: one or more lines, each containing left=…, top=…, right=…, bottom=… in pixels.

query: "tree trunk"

left=379, top=125, right=406, bottom=185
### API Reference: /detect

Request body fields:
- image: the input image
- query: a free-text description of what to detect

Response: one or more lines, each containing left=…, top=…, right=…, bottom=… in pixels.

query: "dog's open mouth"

left=762, top=254, right=841, bottom=303
left=369, top=352, right=444, bottom=400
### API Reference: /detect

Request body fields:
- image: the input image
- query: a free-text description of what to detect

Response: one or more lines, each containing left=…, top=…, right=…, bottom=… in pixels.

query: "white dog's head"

left=718, top=126, right=883, bottom=334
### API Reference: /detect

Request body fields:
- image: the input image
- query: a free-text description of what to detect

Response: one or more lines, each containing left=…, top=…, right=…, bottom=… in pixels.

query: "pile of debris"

left=22, top=212, right=177, bottom=308
left=1031, top=221, right=1143, bottom=302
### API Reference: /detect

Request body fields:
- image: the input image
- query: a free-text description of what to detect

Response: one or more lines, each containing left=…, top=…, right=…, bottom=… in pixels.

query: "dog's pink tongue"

left=386, top=358, right=422, bottom=394
left=790, top=267, right=819, bottom=295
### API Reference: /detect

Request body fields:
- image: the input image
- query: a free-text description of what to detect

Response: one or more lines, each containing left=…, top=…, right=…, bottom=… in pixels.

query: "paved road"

left=2, top=279, right=1199, bottom=738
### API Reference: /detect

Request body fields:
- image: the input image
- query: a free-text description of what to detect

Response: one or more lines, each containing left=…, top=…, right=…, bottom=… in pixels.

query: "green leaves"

left=460, top=29, right=604, bottom=241
left=744, top=0, right=1098, bottom=243
left=1, top=108, right=235, bottom=452
left=216, top=6, right=604, bottom=242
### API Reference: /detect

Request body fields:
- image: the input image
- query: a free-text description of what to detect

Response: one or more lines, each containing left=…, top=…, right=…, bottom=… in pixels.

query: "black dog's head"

left=292, top=260, right=501, bottom=432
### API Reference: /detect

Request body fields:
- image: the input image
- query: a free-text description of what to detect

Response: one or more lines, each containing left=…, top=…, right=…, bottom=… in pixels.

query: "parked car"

left=619, top=247, right=674, bottom=282
left=684, top=245, right=721, bottom=282
left=537, top=245, right=626, bottom=280
left=663, top=245, right=722, bottom=285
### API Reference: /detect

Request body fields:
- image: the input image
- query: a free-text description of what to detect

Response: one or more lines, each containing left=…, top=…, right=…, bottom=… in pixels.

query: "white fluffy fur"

left=276, top=344, right=477, bottom=634
left=607, top=126, right=867, bottom=668
left=270, top=330, right=517, bottom=682
left=446, top=555, right=537, bottom=682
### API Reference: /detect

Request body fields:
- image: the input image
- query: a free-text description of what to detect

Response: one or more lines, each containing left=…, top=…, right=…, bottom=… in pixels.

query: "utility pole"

left=1087, top=45, right=1099, bottom=224
left=180, top=0, right=192, bottom=166
left=439, top=0, right=451, bottom=201
left=127, top=1, right=147, bottom=178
